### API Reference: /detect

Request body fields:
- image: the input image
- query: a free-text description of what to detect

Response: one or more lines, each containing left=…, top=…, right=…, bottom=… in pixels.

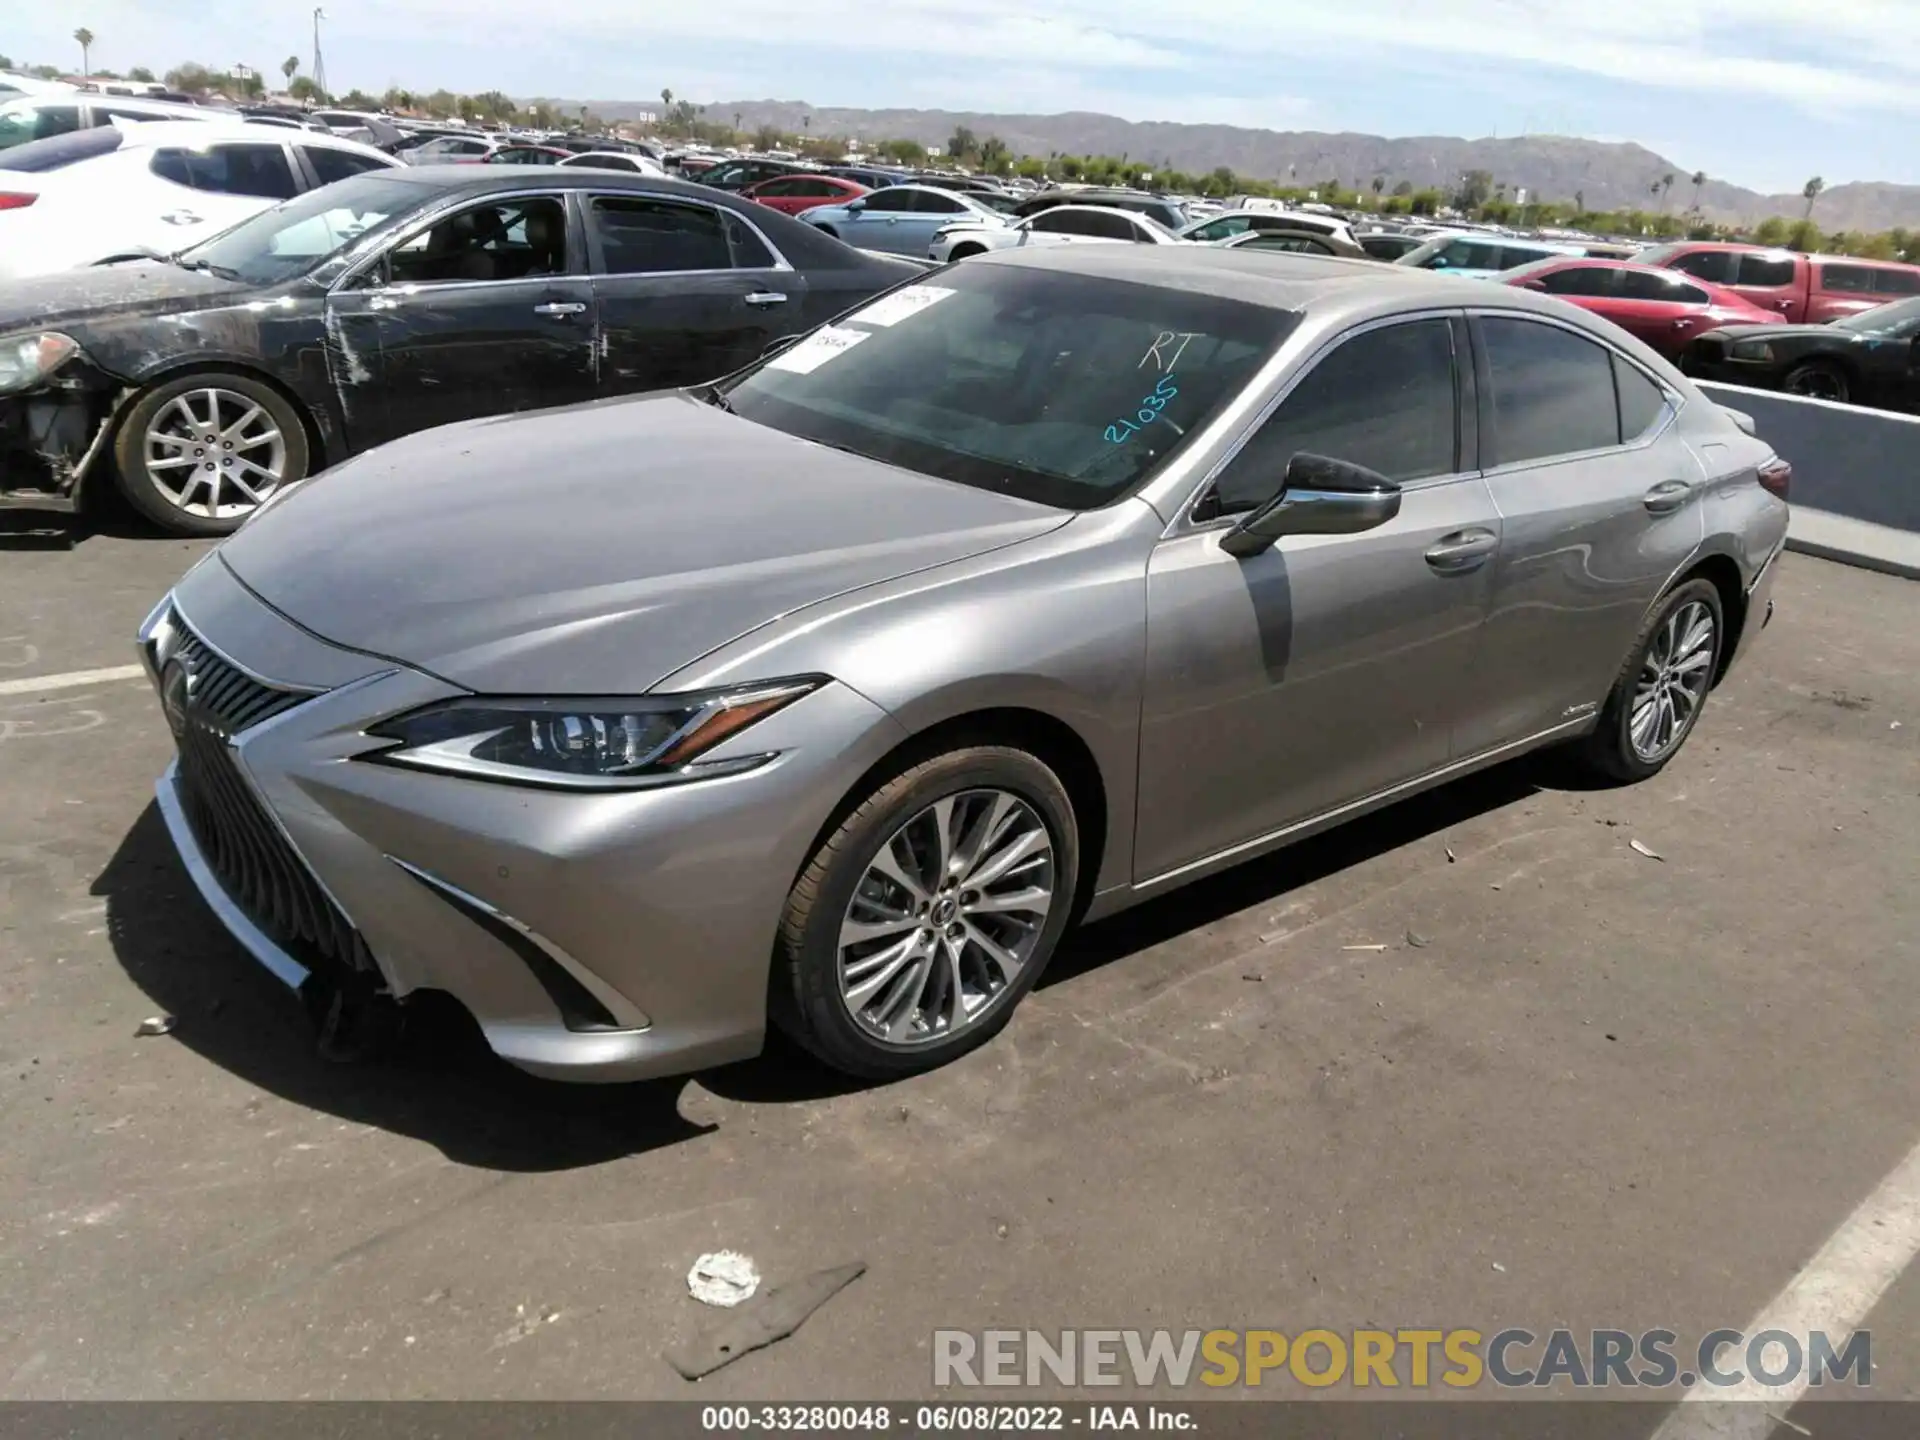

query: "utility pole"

left=311, top=7, right=327, bottom=101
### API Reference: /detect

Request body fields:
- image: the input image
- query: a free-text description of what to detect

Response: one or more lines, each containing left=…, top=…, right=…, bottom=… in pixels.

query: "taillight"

left=0, top=193, right=37, bottom=211
left=1758, top=457, right=1791, bottom=501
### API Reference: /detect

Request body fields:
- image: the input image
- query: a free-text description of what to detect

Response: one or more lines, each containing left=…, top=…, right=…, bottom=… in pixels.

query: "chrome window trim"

left=1159, top=306, right=1474, bottom=537
left=583, top=188, right=795, bottom=276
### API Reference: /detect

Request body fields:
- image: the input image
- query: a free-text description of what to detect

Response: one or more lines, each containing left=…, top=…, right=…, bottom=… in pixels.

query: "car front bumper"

left=139, top=555, right=907, bottom=1083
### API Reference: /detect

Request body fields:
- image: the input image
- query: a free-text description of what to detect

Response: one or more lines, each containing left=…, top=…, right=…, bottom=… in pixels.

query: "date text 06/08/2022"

left=699, top=1404, right=1195, bottom=1431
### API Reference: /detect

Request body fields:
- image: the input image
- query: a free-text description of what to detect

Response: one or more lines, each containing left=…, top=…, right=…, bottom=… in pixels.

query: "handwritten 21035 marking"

left=1106, top=374, right=1180, bottom=445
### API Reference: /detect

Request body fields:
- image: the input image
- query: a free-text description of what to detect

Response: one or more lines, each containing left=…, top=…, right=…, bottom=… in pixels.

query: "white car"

left=397, top=133, right=499, bottom=163
left=0, top=92, right=231, bottom=154
left=1178, top=207, right=1360, bottom=248
left=0, top=72, right=78, bottom=101
left=557, top=151, right=669, bottom=176
left=929, top=204, right=1184, bottom=262
left=0, top=122, right=400, bottom=280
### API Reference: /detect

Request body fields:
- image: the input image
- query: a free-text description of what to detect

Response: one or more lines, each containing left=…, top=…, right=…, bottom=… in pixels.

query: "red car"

left=1634, top=242, right=1920, bottom=323
left=1499, top=258, right=1774, bottom=358
left=739, top=174, right=869, bottom=216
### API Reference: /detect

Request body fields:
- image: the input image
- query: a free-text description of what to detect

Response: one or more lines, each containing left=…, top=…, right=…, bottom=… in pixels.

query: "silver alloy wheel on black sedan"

left=1630, top=598, right=1716, bottom=762
left=113, top=371, right=312, bottom=537
left=836, top=788, right=1055, bottom=1044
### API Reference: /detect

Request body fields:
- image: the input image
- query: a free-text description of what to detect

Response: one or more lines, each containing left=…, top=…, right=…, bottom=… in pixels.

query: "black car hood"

left=0, top=262, right=250, bottom=333
left=219, top=391, right=1070, bottom=694
left=1698, top=322, right=1849, bottom=345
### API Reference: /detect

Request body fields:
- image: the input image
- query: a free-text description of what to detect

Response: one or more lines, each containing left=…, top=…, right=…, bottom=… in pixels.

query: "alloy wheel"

left=1630, top=600, right=1716, bottom=762
left=143, top=387, right=289, bottom=520
left=836, top=789, right=1055, bottom=1046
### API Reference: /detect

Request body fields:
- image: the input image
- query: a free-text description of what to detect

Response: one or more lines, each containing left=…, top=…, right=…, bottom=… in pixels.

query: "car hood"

left=1696, top=322, right=1843, bottom=344
left=219, top=392, right=1070, bottom=694
left=0, top=261, right=249, bottom=332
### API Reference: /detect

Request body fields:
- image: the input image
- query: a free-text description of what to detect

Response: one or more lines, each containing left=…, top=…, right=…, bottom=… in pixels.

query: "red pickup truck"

left=1633, top=242, right=1920, bottom=324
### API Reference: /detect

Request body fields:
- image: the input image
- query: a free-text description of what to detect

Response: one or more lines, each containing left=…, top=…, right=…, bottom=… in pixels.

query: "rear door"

left=1616, top=269, right=1722, bottom=354
left=327, top=190, right=597, bottom=447
left=585, top=190, right=805, bottom=394
left=1454, top=312, right=1704, bottom=754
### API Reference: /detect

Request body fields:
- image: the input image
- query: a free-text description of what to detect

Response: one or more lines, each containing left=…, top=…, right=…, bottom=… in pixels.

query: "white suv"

left=0, top=121, right=400, bottom=280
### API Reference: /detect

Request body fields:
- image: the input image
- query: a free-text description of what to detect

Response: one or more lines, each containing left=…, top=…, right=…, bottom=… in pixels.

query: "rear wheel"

left=1783, top=359, right=1850, bottom=404
left=772, top=746, right=1079, bottom=1079
left=948, top=243, right=987, bottom=260
left=113, top=372, right=310, bottom=536
left=1578, top=579, right=1724, bottom=783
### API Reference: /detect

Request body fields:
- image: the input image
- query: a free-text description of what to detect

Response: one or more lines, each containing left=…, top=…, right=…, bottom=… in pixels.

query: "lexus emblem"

left=160, top=658, right=196, bottom=737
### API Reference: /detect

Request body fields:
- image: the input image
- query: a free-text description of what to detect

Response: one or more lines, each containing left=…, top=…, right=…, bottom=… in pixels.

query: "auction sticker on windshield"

left=848, top=284, right=956, bottom=328
left=767, top=325, right=872, bottom=375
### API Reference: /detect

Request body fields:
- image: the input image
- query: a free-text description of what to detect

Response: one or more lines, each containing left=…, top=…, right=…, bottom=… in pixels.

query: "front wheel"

left=113, top=372, right=310, bottom=536
left=1783, top=359, right=1850, bottom=404
left=772, top=746, right=1080, bottom=1079
left=1578, top=579, right=1724, bottom=783
left=948, top=243, right=987, bottom=260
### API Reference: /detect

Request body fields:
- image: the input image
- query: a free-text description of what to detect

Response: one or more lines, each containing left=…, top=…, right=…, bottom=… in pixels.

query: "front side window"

left=1209, top=319, right=1458, bottom=513
left=1536, top=266, right=1618, bottom=297
left=860, top=187, right=917, bottom=213
left=0, top=105, right=80, bottom=150
left=1735, top=253, right=1797, bottom=288
left=1667, top=249, right=1737, bottom=285
left=1190, top=216, right=1249, bottom=241
left=589, top=196, right=739, bottom=274
left=1438, top=239, right=1503, bottom=271
left=1242, top=234, right=1332, bottom=254
left=181, top=172, right=416, bottom=285
left=386, top=196, right=569, bottom=284
left=151, top=143, right=298, bottom=200
left=720, top=266, right=1294, bottom=510
left=1616, top=269, right=1705, bottom=303
left=1481, top=316, right=1621, bottom=466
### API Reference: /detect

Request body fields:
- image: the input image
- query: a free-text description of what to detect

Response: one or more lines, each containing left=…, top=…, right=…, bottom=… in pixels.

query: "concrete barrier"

left=1696, top=381, right=1920, bottom=579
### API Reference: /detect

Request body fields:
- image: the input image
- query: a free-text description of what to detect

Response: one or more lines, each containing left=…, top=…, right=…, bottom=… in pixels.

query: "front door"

left=583, top=192, right=807, bottom=395
left=331, top=192, right=598, bottom=448
left=842, top=187, right=921, bottom=253
left=1134, top=314, right=1503, bottom=881
left=1453, top=312, right=1706, bottom=755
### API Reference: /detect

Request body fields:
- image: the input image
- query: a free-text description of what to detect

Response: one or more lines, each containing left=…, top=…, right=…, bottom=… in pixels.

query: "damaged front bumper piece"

left=0, top=334, right=129, bottom=516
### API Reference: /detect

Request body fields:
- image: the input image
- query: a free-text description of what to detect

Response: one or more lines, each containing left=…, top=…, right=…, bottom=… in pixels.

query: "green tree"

left=732, top=111, right=742, bottom=134
left=1752, top=215, right=1789, bottom=246
left=1785, top=217, right=1821, bottom=251
left=1370, top=175, right=1386, bottom=204
left=1658, top=171, right=1675, bottom=211
left=1014, top=156, right=1047, bottom=180
left=1801, top=176, right=1824, bottom=219
left=659, top=88, right=673, bottom=132
left=1454, top=169, right=1493, bottom=210
left=127, top=65, right=154, bottom=82
left=165, top=62, right=218, bottom=94
left=947, top=125, right=977, bottom=162
left=74, top=27, right=94, bottom=76
left=1689, top=170, right=1708, bottom=211
left=1410, top=187, right=1444, bottom=217
left=753, top=123, right=783, bottom=151
left=281, top=55, right=300, bottom=86
left=879, top=137, right=926, bottom=163
left=287, top=75, right=320, bottom=102
left=424, top=88, right=458, bottom=118
left=1391, top=179, right=1413, bottom=198
left=979, top=136, right=1010, bottom=175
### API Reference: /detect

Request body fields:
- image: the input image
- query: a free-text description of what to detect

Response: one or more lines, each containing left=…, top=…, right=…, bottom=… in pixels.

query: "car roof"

left=974, top=244, right=1598, bottom=320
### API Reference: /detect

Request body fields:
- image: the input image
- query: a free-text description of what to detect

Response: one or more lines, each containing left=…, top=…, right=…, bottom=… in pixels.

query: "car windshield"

left=720, top=263, right=1296, bottom=510
left=177, top=172, right=421, bottom=285
left=1833, top=297, right=1920, bottom=336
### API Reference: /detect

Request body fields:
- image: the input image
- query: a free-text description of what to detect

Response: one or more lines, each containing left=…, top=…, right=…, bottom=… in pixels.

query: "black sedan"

left=0, top=167, right=924, bottom=534
left=1683, top=296, right=1920, bottom=411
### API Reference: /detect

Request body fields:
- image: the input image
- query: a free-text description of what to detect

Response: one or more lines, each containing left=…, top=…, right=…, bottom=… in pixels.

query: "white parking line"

left=1651, top=1133, right=1920, bottom=1439
left=0, top=664, right=146, bottom=697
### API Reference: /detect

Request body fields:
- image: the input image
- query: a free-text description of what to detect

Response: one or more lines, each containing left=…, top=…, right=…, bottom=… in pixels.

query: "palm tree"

left=1802, top=176, right=1825, bottom=219
left=1690, top=170, right=1707, bottom=212
left=74, top=27, right=94, bottom=77
left=1371, top=175, right=1385, bottom=201
left=659, top=87, right=672, bottom=131
left=1659, top=172, right=1675, bottom=211
left=281, top=55, right=300, bottom=86
left=1574, top=189, right=1585, bottom=214
left=732, top=111, right=741, bottom=134
left=802, top=114, right=810, bottom=133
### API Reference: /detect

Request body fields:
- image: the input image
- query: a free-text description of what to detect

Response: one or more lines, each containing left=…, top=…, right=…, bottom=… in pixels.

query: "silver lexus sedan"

left=138, top=247, right=1790, bottom=1082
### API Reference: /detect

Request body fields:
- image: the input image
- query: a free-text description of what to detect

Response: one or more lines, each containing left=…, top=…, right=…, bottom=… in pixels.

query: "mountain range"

left=572, top=98, right=1920, bottom=233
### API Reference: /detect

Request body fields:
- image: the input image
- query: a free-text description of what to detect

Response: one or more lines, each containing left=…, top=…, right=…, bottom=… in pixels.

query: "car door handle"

left=1643, top=480, right=1694, bottom=515
left=159, top=209, right=203, bottom=226
left=532, top=301, right=586, bottom=318
left=1423, top=528, right=1499, bottom=573
left=742, top=291, right=788, bottom=307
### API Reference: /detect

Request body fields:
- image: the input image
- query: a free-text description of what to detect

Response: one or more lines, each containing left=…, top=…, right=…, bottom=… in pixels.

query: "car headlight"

left=1728, top=340, right=1775, bottom=362
left=0, top=331, right=80, bottom=394
left=362, top=678, right=823, bottom=790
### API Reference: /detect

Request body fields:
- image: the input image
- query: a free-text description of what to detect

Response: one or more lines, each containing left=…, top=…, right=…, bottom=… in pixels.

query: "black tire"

left=1782, top=359, right=1851, bottom=405
left=949, top=243, right=987, bottom=260
left=113, top=371, right=311, bottom=537
left=772, top=745, right=1080, bottom=1079
left=1578, top=578, right=1725, bottom=783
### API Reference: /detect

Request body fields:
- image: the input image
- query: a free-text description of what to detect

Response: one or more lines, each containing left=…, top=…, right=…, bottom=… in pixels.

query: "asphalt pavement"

left=1, top=518, right=1916, bottom=1424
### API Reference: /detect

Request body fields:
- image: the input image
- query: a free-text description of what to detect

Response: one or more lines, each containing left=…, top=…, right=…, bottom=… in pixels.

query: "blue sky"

left=14, top=0, right=1920, bottom=194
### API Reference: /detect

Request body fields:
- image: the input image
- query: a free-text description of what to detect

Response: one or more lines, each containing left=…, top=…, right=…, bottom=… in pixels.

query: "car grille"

left=169, top=623, right=376, bottom=979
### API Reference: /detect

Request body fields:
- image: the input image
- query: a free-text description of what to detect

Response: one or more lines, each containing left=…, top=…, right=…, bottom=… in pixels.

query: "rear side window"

left=1244, top=234, right=1333, bottom=254
left=1498, top=246, right=1557, bottom=269
left=1822, top=263, right=1917, bottom=295
left=0, top=125, right=123, bottom=172
left=1481, top=316, right=1621, bottom=465
left=590, top=196, right=740, bottom=273
left=1667, top=250, right=1736, bottom=284
left=1211, top=318, right=1458, bottom=511
left=1440, top=239, right=1503, bottom=270
left=1537, top=267, right=1617, bottom=297
left=0, top=104, right=81, bottom=151
left=1617, top=269, right=1707, bottom=303
left=151, top=143, right=298, bottom=199
left=1735, top=253, right=1797, bottom=287
left=1874, top=269, right=1920, bottom=295
left=301, top=145, right=390, bottom=186
left=1614, top=356, right=1670, bottom=443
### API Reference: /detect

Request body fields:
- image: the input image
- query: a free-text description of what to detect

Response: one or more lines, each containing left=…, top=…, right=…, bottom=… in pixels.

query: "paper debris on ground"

left=667, top=1261, right=866, bottom=1380
left=135, top=1015, right=175, bottom=1037
left=1629, top=839, right=1665, bottom=862
left=687, top=1251, right=760, bottom=1308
